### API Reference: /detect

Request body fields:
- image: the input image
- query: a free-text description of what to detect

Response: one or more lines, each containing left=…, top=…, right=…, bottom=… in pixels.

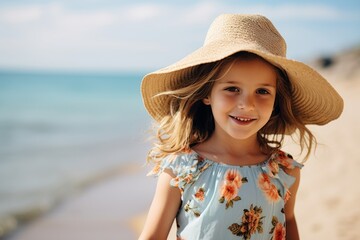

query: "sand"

left=290, top=79, right=360, bottom=240
left=5, top=165, right=158, bottom=240
left=6, top=63, right=360, bottom=240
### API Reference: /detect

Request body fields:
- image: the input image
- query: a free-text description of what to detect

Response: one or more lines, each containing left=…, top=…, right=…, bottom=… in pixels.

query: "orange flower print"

left=228, top=204, right=264, bottom=239
left=273, top=222, right=286, bottom=240
left=277, top=151, right=292, bottom=169
left=183, top=173, right=193, bottom=184
left=219, top=169, right=247, bottom=209
left=268, top=160, right=279, bottom=177
left=220, top=182, right=238, bottom=201
left=194, top=187, right=205, bottom=201
left=270, top=216, right=286, bottom=240
left=225, top=169, right=243, bottom=188
left=258, top=173, right=280, bottom=203
left=169, top=154, right=213, bottom=194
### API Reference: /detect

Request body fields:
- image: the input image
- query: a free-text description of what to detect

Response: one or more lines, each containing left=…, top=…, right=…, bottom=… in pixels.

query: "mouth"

left=230, top=115, right=256, bottom=124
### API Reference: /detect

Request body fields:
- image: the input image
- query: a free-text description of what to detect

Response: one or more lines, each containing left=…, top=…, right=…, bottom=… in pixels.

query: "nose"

left=237, top=92, right=254, bottom=110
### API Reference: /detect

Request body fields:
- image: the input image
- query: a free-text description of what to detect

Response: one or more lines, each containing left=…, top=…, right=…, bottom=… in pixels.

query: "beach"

left=4, top=164, right=156, bottom=240
left=3, top=49, right=360, bottom=240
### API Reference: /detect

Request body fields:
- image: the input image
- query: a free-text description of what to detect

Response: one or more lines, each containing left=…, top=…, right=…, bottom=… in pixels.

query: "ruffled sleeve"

left=261, top=150, right=303, bottom=202
left=147, top=152, right=212, bottom=193
left=277, top=151, right=303, bottom=187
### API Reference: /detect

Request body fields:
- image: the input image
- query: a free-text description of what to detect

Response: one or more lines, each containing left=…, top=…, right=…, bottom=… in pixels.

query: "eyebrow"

left=258, top=83, right=276, bottom=88
left=219, top=81, right=276, bottom=88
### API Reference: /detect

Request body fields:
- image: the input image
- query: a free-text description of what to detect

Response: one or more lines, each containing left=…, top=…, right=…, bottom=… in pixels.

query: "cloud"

left=123, top=4, right=165, bottom=22
left=180, top=2, right=221, bottom=25
left=0, top=3, right=350, bottom=33
left=0, top=2, right=358, bottom=71
left=241, top=4, right=344, bottom=21
left=0, top=6, right=43, bottom=24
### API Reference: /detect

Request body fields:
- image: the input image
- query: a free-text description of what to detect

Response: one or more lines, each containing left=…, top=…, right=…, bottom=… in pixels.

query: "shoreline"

left=3, top=162, right=154, bottom=240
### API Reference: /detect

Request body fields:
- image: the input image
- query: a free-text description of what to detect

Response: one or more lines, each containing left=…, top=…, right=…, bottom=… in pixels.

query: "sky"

left=0, top=0, right=359, bottom=72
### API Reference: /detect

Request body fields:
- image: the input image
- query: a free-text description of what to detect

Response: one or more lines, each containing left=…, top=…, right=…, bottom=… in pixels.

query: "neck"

left=208, top=132, right=261, bottom=157
left=193, top=130, right=266, bottom=166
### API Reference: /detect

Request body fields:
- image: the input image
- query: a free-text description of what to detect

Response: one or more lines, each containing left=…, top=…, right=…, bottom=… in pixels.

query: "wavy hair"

left=147, top=52, right=316, bottom=164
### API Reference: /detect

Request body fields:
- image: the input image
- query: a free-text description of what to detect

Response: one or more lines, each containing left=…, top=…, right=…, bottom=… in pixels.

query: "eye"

left=225, top=86, right=240, bottom=92
left=256, top=88, right=270, bottom=95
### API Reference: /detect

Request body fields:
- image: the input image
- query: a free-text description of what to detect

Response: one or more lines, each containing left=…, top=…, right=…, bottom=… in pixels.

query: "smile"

left=230, top=115, right=256, bottom=124
left=230, top=116, right=256, bottom=125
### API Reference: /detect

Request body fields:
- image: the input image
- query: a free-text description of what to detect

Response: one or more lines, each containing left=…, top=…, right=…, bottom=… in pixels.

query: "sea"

left=0, top=70, right=152, bottom=237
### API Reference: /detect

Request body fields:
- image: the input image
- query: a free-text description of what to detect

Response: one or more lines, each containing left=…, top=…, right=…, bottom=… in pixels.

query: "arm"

left=138, top=169, right=181, bottom=240
left=284, top=167, right=301, bottom=240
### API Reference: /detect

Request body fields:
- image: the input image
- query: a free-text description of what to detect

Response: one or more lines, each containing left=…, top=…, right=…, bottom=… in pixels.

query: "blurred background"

left=0, top=0, right=359, bottom=240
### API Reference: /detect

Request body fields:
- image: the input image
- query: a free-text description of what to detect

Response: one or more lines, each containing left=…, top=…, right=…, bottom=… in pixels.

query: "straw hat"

left=141, top=14, right=343, bottom=127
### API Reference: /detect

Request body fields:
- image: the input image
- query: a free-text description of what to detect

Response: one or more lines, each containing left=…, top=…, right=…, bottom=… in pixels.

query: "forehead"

left=217, top=57, right=278, bottom=85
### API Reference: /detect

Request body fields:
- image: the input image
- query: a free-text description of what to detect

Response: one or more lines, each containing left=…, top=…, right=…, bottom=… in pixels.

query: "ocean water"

left=0, top=71, right=151, bottom=237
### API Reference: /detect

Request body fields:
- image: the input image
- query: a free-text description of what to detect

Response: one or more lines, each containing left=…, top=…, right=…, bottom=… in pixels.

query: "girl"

left=139, top=14, right=343, bottom=240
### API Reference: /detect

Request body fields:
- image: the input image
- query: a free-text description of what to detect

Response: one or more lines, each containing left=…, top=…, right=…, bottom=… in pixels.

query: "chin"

left=227, top=131, right=258, bottom=141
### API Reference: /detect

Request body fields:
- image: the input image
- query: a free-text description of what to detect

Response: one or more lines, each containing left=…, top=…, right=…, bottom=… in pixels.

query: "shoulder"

left=148, top=151, right=212, bottom=193
left=274, top=150, right=303, bottom=172
left=147, top=151, right=204, bottom=177
left=267, top=150, right=303, bottom=189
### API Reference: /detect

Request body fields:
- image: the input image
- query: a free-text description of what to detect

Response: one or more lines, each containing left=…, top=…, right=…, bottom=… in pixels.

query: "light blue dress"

left=150, top=149, right=303, bottom=240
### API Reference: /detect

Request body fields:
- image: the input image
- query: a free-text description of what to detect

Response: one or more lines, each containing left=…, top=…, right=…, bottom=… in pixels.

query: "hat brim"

left=141, top=41, right=344, bottom=128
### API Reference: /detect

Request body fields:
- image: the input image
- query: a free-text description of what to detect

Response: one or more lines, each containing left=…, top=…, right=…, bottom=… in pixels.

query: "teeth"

left=233, top=116, right=252, bottom=121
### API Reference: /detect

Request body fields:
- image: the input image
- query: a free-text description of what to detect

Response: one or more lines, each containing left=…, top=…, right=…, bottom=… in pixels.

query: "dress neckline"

left=190, top=149, right=277, bottom=168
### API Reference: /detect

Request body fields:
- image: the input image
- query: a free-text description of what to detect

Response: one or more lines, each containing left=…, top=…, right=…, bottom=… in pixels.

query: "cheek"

left=258, top=98, right=276, bottom=115
left=211, top=94, right=235, bottom=109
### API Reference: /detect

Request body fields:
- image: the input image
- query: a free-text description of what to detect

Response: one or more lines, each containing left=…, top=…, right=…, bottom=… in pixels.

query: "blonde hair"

left=147, top=52, right=316, bottom=164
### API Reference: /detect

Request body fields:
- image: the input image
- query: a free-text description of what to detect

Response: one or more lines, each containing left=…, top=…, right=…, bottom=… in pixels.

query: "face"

left=203, top=58, right=277, bottom=142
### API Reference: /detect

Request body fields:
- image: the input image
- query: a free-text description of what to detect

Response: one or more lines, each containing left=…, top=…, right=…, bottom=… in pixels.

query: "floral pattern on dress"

left=169, top=154, right=212, bottom=194
left=219, top=169, right=248, bottom=209
left=267, top=159, right=280, bottom=177
left=184, top=200, right=201, bottom=217
left=276, top=151, right=294, bottom=169
left=148, top=150, right=303, bottom=239
left=258, top=173, right=281, bottom=203
left=228, top=204, right=265, bottom=240
left=194, top=187, right=206, bottom=202
left=270, top=216, right=286, bottom=240
left=266, top=150, right=295, bottom=176
left=259, top=150, right=302, bottom=203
